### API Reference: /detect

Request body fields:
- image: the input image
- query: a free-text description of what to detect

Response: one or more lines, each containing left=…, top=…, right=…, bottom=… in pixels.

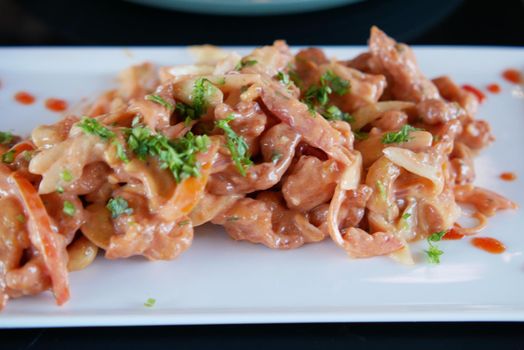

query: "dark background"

left=1, top=0, right=523, bottom=46
left=2, top=0, right=524, bottom=348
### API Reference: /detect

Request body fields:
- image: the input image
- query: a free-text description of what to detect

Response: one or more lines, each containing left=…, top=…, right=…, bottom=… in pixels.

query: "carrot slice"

left=8, top=141, right=35, bottom=159
left=158, top=141, right=219, bottom=221
left=9, top=172, right=70, bottom=305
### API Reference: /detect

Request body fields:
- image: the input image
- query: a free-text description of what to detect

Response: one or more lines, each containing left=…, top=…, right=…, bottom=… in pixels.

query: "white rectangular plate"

left=0, top=47, right=523, bottom=327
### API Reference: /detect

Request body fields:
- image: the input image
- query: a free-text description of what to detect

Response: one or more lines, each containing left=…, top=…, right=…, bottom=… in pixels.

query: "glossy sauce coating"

left=45, top=98, right=68, bottom=112
left=471, top=237, right=506, bottom=254
left=14, top=91, right=36, bottom=105
left=500, top=172, right=517, bottom=181
left=502, top=69, right=522, bottom=84
left=462, top=84, right=486, bottom=103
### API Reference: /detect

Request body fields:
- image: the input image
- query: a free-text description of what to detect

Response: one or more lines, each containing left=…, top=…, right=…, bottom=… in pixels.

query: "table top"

left=3, top=323, right=524, bottom=349
left=1, top=0, right=523, bottom=46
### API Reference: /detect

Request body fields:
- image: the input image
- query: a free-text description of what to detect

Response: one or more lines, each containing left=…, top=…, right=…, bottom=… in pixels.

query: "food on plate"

left=0, top=27, right=517, bottom=309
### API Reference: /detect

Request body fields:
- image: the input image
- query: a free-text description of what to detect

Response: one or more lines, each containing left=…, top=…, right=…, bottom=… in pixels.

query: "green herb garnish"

left=0, top=131, right=13, bottom=145
left=322, top=105, right=354, bottom=123
left=192, top=78, right=214, bottom=117
left=175, top=78, right=215, bottom=123
left=63, top=201, right=76, bottom=216
left=271, top=151, right=282, bottom=163
left=304, top=85, right=330, bottom=112
left=401, top=213, right=411, bottom=220
left=381, top=125, right=419, bottom=144
left=178, top=219, right=191, bottom=227
left=106, top=197, right=133, bottom=219
left=132, top=115, right=141, bottom=127
left=288, top=69, right=302, bottom=88
left=2, top=150, right=15, bottom=164
left=425, top=230, right=446, bottom=264
left=126, top=125, right=209, bottom=182
left=226, top=216, right=240, bottom=222
left=144, top=298, right=156, bottom=308
left=322, top=70, right=349, bottom=95
left=145, top=94, right=174, bottom=111
left=61, top=169, right=73, bottom=182
left=276, top=71, right=291, bottom=86
left=16, top=214, right=25, bottom=223
left=302, top=70, right=350, bottom=114
left=235, top=59, right=257, bottom=71
left=376, top=180, right=386, bottom=201
left=215, top=115, right=252, bottom=176
left=175, top=102, right=197, bottom=124
left=22, top=150, right=33, bottom=161
left=78, top=117, right=115, bottom=141
left=114, top=141, right=129, bottom=163
left=353, top=131, right=369, bottom=141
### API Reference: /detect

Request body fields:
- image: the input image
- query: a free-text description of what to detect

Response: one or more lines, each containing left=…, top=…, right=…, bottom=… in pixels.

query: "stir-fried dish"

left=0, top=27, right=518, bottom=309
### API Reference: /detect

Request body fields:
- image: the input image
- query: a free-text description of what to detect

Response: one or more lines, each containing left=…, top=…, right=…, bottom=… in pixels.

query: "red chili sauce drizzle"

left=502, top=69, right=522, bottom=84
left=500, top=172, right=517, bottom=181
left=14, top=91, right=36, bottom=105
left=45, top=98, right=68, bottom=112
left=462, top=84, right=486, bottom=103
left=443, top=226, right=464, bottom=240
left=471, top=237, right=506, bottom=254
left=486, top=83, right=501, bottom=94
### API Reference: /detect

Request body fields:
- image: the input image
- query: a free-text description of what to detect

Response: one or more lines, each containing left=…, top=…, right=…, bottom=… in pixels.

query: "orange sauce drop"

left=462, top=84, right=486, bottom=103
left=471, top=237, right=506, bottom=254
left=486, top=83, right=501, bottom=94
left=443, top=226, right=464, bottom=240
left=14, top=91, right=36, bottom=105
left=45, top=98, right=68, bottom=112
left=500, top=172, right=517, bottom=181
left=502, top=69, right=522, bottom=84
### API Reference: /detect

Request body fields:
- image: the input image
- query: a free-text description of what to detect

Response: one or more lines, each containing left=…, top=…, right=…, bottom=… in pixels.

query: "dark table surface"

left=1, top=0, right=524, bottom=46
left=1, top=0, right=524, bottom=348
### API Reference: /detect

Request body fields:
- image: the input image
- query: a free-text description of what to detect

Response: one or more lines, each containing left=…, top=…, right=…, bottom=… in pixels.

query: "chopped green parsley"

left=302, top=70, right=350, bottom=119
left=175, top=78, right=215, bottom=123
left=106, top=197, right=133, bottom=219
left=145, top=94, right=174, bottom=111
left=178, top=219, right=191, bottom=227
left=215, top=115, right=252, bottom=176
left=2, top=150, right=15, bottom=164
left=276, top=71, right=291, bottom=87
left=61, top=169, right=73, bottom=182
left=381, top=125, right=419, bottom=144
left=353, top=130, right=369, bottom=141
left=376, top=180, right=387, bottom=201
left=144, top=298, right=156, bottom=308
left=78, top=117, right=115, bottom=141
left=126, top=124, right=209, bottom=183
left=322, top=105, right=354, bottom=123
left=0, top=131, right=13, bottom=145
left=235, top=59, right=257, bottom=71
left=425, top=230, right=447, bottom=264
left=63, top=201, right=76, bottom=216
left=15, top=214, right=25, bottom=223
left=113, top=141, right=129, bottom=163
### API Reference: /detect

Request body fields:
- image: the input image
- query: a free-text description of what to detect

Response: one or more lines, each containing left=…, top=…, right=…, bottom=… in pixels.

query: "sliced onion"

left=383, top=146, right=444, bottom=195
